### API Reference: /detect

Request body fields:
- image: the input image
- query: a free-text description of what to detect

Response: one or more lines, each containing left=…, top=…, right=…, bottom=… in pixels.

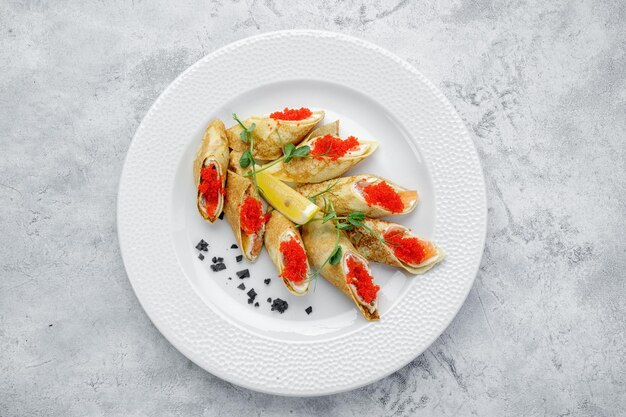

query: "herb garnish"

left=233, top=113, right=258, bottom=190
left=307, top=179, right=339, bottom=203
left=245, top=142, right=312, bottom=177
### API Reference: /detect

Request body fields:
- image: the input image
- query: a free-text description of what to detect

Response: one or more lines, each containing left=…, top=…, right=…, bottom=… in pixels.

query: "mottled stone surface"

left=1, top=1, right=625, bottom=416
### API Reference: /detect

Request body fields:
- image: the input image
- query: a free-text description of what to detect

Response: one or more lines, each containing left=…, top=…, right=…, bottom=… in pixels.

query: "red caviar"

left=346, top=256, right=379, bottom=304
left=362, top=181, right=404, bottom=213
left=279, top=237, right=308, bottom=283
left=239, top=196, right=265, bottom=235
left=311, top=135, right=360, bottom=160
left=198, top=164, right=223, bottom=215
left=384, top=230, right=436, bottom=265
left=269, top=107, right=312, bottom=121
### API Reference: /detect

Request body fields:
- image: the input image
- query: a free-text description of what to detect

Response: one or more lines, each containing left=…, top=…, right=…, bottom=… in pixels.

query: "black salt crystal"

left=211, top=256, right=218, bottom=263
left=305, top=306, right=313, bottom=315
left=195, top=239, right=209, bottom=251
left=254, top=302, right=259, bottom=307
left=231, top=244, right=238, bottom=249
left=219, top=212, right=224, bottom=220
left=210, top=263, right=226, bottom=272
left=236, top=255, right=243, bottom=262
left=264, top=278, right=271, bottom=285
left=270, top=298, right=288, bottom=314
left=267, top=297, right=272, bottom=303
left=216, top=257, right=224, bottom=263
left=228, top=277, right=232, bottom=280
left=198, top=253, right=204, bottom=261
left=236, top=269, right=250, bottom=279
left=248, top=298, right=253, bottom=304
left=247, top=288, right=257, bottom=300
left=237, top=283, right=245, bottom=290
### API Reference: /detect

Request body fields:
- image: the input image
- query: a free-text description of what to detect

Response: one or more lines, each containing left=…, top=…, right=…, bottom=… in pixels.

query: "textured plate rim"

left=117, top=30, right=487, bottom=396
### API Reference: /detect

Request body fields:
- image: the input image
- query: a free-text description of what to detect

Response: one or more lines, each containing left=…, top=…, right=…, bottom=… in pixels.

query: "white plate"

left=118, top=30, right=486, bottom=396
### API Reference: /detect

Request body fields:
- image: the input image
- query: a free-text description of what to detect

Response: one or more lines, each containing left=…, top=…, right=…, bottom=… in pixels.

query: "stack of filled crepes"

left=194, top=108, right=445, bottom=321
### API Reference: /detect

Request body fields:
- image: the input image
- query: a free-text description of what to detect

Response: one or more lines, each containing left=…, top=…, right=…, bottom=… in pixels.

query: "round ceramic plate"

left=118, top=30, right=486, bottom=396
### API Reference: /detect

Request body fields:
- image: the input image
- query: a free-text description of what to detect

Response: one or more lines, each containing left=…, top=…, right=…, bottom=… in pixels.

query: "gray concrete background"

left=1, top=1, right=625, bottom=416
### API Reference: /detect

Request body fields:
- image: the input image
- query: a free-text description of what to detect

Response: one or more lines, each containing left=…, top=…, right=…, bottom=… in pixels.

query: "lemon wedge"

left=256, top=171, right=320, bottom=224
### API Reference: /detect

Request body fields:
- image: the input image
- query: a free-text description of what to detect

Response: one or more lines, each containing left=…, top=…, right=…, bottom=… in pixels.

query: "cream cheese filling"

left=242, top=223, right=265, bottom=259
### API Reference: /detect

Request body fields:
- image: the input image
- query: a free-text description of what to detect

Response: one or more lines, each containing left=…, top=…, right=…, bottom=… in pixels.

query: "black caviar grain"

left=210, top=263, right=226, bottom=272
left=231, top=244, right=238, bottom=249
left=236, top=269, right=250, bottom=279
left=237, top=283, right=245, bottom=290
left=270, top=298, right=288, bottom=313
left=236, top=255, right=243, bottom=262
left=198, top=253, right=204, bottom=261
left=247, top=289, right=257, bottom=300
left=264, top=278, right=271, bottom=285
left=305, top=306, right=313, bottom=315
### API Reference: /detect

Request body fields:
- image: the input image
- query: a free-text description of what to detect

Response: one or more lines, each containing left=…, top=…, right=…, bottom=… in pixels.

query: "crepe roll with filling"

left=227, top=107, right=324, bottom=160
left=264, top=211, right=311, bottom=295
left=266, top=133, right=378, bottom=183
left=296, top=175, right=418, bottom=217
left=345, top=219, right=445, bottom=274
left=193, top=119, right=230, bottom=222
left=223, top=171, right=266, bottom=261
left=302, top=216, right=380, bottom=320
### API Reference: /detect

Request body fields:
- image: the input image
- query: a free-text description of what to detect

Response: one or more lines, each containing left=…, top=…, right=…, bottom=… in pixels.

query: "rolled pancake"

left=265, top=133, right=378, bottom=184
left=227, top=111, right=325, bottom=160
left=296, top=175, right=418, bottom=217
left=345, top=219, right=445, bottom=274
left=302, top=217, right=380, bottom=320
left=264, top=211, right=310, bottom=295
left=223, top=171, right=265, bottom=261
left=193, top=119, right=230, bottom=222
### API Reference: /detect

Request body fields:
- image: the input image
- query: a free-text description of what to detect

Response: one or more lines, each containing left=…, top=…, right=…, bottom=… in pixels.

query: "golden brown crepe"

left=193, top=119, right=230, bottom=222
left=226, top=111, right=325, bottom=160
left=345, top=219, right=445, bottom=274
left=302, top=216, right=380, bottom=320
left=223, top=171, right=265, bottom=261
left=264, top=211, right=310, bottom=295
left=304, top=120, right=340, bottom=140
left=296, top=175, right=418, bottom=217
left=265, top=134, right=378, bottom=184
left=228, top=150, right=250, bottom=177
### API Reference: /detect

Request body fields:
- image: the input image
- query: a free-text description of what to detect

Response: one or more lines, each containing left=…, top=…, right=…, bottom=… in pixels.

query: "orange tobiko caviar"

left=239, top=196, right=265, bottom=235
left=311, top=135, right=360, bottom=160
left=269, top=107, right=312, bottom=121
left=279, top=237, right=308, bottom=283
left=362, top=181, right=404, bottom=213
left=198, top=164, right=223, bottom=214
left=383, top=230, right=436, bottom=265
left=346, top=256, right=379, bottom=304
